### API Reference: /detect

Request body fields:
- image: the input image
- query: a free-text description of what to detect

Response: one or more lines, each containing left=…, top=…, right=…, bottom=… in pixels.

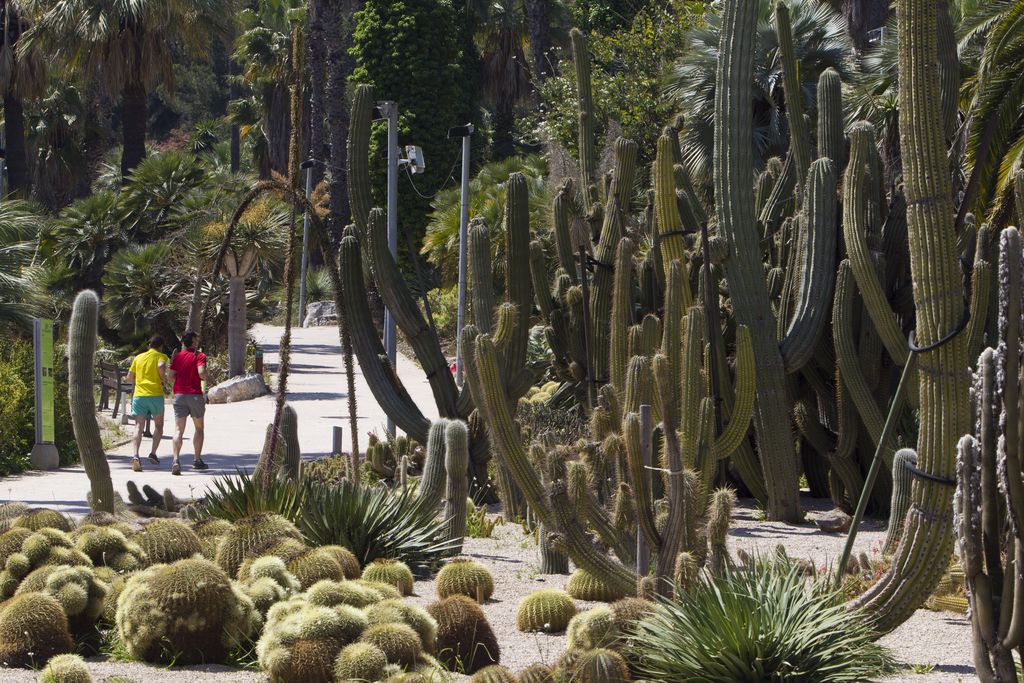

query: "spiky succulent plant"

left=116, top=557, right=261, bottom=664
left=362, top=558, right=415, bottom=596
left=435, top=557, right=494, bottom=602
left=427, top=595, right=499, bottom=674
left=0, top=591, right=74, bottom=667
left=36, top=653, right=93, bottom=683
left=134, top=519, right=203, bottom=566
left=516, top=589, right=576, bottom=633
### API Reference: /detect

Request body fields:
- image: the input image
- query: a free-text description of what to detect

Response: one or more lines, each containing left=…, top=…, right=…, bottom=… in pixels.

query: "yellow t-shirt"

left=129, top=349, right=168, bottom=397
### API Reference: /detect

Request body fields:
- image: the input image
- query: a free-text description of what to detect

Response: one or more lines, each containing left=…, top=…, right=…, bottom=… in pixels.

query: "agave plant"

left=196, top=472, right=458, bottom=574
left=631, top=559, right=896, bottom=682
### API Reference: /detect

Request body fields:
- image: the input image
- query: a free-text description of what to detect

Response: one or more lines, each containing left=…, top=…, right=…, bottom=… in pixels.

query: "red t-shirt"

left=171, top=349, right=207, bottom=395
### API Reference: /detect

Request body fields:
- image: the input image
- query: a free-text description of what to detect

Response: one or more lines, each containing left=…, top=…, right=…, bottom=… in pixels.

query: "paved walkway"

left=0, top=324, right=440, bottom=515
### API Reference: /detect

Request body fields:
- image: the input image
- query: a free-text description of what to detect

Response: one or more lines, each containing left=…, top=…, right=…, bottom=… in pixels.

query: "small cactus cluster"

left=427, top=595, right=500, bottom=674
left=134, top=519, right=203, bottom=566
left=36, top=653, right=93, bottom=683
left=0, top=591, right=74, bottom=667
left=116, top=557, right=261, bottom=664
left=73, top=525, right=146, bottom=572
left=565, top=568, right=627, bottom=603
left=215, top=513, right=305, bottom=577
left=0, top=528, right=92, bottom=599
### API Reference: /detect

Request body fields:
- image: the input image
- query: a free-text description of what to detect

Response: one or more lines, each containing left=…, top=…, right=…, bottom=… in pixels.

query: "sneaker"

left=193, top=459, right=209, bottom=471
left=148, top=453, right=160, bottom=465
left=131, top=457, right=142, bottom=472
left=171, top=461, right=181, bottom=476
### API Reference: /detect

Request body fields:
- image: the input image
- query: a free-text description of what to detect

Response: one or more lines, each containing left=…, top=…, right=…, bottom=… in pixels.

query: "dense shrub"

left=0, top=337, right=78, bottom=475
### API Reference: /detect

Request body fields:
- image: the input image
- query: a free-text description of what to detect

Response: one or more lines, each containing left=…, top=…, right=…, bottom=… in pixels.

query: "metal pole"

left=381, top=101, right=399, bottom=437
left=451, top=124, right=474, bottom=386
left=837, top=355, right=917, bottom=581
left=298, top=160, right=315, bottom=327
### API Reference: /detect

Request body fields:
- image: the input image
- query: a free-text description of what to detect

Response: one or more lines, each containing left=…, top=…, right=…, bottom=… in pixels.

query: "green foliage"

left=196, top=471, right=458, bottom=573
left=569, top=0, right=657, bottom=32
left=423, top=154, right=550, bottom=286
left=351, top=0, right=474, bottom=252
left=537, top=2, right=703, bottom=167
left=0, top=337, right=78, bottom=474
left=631, top=561, right=896, bottom=682
left=101, top=243, right=185, bottom=344
left=665, top=0, right=855, bottom=190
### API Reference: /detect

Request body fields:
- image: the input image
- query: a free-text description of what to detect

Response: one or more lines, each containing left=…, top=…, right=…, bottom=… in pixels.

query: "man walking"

left=127, top=335, right=168, bottom=472
left=168, top=331, right=209, bottom=475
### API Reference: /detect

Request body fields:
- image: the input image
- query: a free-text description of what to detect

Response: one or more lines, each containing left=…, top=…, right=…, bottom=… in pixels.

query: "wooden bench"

left=98, top=361, right=132, bottom=419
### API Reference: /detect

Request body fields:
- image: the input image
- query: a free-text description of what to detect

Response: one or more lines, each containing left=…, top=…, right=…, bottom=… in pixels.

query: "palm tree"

left=40, top=192, right=125, bottom=293
left=0, top=199, right=45, bottom=331
left=24, top=0, right=230, bottom=179
left=101, top=242, right=183, bottom=344
left=665, top=0, right=855, bottom=191
left=470, top=1, right=533, bottom=159
left=203, top=196, right=288, bottom=377
left=956, top=0, right=1024, bottom=227
left=523, top=0, right=552, bottom=81
left=0, top=1, right=45, bottom=194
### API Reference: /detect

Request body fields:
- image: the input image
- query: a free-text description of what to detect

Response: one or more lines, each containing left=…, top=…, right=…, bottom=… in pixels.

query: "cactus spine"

left=714, top=0, right=801, bottom=522
left=853, top=0, right=971, bottom=632
left=68, top=291, right=115, bottom=514
left=443, top=420, right=469, bottom=552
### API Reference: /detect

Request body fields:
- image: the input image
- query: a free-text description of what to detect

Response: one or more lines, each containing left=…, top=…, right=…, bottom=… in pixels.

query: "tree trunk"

left=266, top=82, right=291, bottom=178
left=843, top=0, right=891, bottom=51
left=323, top=0, right=354, bottom=236
left=3, top=91, right=28, bottom=194
left=308, top=0, right=327, bottom=186
left=524, top=0, right=552, bottom=82
left=187, top=269, right=204, bottom=334
left=121, top=81, right=148, bottom=180
left=228, top=276, right=247, bottom=377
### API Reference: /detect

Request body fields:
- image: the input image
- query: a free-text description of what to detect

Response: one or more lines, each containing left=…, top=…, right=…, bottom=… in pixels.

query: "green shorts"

left=131, top=395, right=165, bottom=419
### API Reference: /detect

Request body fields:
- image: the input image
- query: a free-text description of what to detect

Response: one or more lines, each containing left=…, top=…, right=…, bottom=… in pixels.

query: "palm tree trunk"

left=842, top=0, right=891, bottom=51
left=121, top=81, right=148, bottom=180
left=228, top=276, right=247, bottom=377
left=524, top=0, right=552, bottom=82
left=308, top=0, right=326, bottom=186
left=187, top=269, right=204, bottom=334
left=3, top=91, right=28, bottom=194
left=323, top=0, right=354, bottom=236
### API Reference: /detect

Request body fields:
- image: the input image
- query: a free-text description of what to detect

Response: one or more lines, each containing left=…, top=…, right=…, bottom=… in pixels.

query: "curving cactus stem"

left=852, top=0, right=971, bottom=633
left=68, top=291, right=115, bottom=513
left=714, top=0, right=801, bottom=522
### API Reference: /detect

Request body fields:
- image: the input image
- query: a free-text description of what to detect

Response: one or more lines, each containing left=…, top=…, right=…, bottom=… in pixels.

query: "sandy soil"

left=0, top=497, right=973, bottom=683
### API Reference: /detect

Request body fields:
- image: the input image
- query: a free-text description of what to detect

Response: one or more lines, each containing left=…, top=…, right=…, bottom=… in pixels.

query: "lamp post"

left=447, top=123, right=473, bottom=386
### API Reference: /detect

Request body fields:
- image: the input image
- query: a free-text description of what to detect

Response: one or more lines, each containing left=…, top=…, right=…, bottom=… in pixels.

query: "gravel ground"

left=0, top=498, right=974, bottom=682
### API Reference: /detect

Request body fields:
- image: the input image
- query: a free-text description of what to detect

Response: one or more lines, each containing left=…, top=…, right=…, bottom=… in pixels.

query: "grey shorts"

left=172, top=394, right=206, bottom=419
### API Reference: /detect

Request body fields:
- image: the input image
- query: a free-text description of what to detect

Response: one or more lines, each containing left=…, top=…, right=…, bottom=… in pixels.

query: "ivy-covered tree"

left=351, top=0, right=473, bottom=250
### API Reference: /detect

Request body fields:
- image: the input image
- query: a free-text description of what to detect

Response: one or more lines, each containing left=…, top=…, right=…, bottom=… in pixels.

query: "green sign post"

left=30, top=318, right=59, bottom=470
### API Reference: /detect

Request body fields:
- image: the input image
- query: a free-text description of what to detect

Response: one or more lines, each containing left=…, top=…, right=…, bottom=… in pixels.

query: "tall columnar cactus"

left=653, top=133, right=687, bottom=281
left=714, top=0, right=801, bottom=522
left=418, top=419, right=449, bottom=512
left=443, top=420, right=469, bottom=552
left=852, top=0, right=971, bottom=632
left=773, top=2, right=810, bottom=195
left=571, top=28, right=597, bottom=210
left=816, top=68, right=844, bottom=169
left=68, top=291, right=115, bottom=514
left=347, top=84, right=374, bottom=237
left=884, top=448, right=917, bottom=554
left=277, top=404, right=301, bottom=482
left=778, top=158, right=838, bottom=372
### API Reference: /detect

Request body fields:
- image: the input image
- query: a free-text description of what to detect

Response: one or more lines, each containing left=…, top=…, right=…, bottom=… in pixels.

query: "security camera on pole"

left=374, top=101, right=426, bottom=437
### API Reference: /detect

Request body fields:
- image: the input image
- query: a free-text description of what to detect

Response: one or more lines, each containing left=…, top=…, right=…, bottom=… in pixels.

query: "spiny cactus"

left=574, top=648, right=631, bottom=683
left=566, top=605, right=619, bottom=651
left=469, top=666, right=517, bottom=683
left=884, top=448, right=917, bottom=554
left=36, top=653, right=93, bottom=683
left=516, top=588, right=576, bottom=633
left=443, top=420, right=470, bottom=552
left=0, top=503, right=30, bottom=533
left=570, top=28, right=597, bottom=209
left=436, top=557, right=494, bottom=602
left=427, top=595, right=499, bottom=674
left=518, top=663, right=555, bottom=683
left=116, top=557, right=261, bottom=664
left=365, top=599, right=438, bottom=653
left=566, top=567, right=628, bottom=603
left=215, top=513, right=304, bottom=577
left=258, top=602, right=368, bottom=683
left=362, top=558, right=414, bottom=596
left=15, top=564, right=107, bottom=625
left=319, top=545, right=362, bottom=580
left=358, top=622, right=423, bottom=667
left=287, top=547, right=346, bottom=589
left=0, top=592, right=74, bottom=667
left=418, top=419, right=449, bottom=512
left=816, top=68, right=844, bottom=168
left=334, top=641, right=388, bottom=683
left=74, top=526, right=146, bottom=572
left=14, top=509, right=74, bottom=533
left=68, top=291, right=115, bottom=513
left=134, top=519, right=203, bottom=567
left=0, top=529, right=92, bottom=599
left=306, top=579, right=383, bottom=609
left=277, top=404, right=301, bottom=482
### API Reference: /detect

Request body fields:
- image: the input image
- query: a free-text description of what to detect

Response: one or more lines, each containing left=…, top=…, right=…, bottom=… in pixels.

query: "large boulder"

left=207, top=373, right=268, bottom=404
left=303, top=301, right=337, bottom=327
